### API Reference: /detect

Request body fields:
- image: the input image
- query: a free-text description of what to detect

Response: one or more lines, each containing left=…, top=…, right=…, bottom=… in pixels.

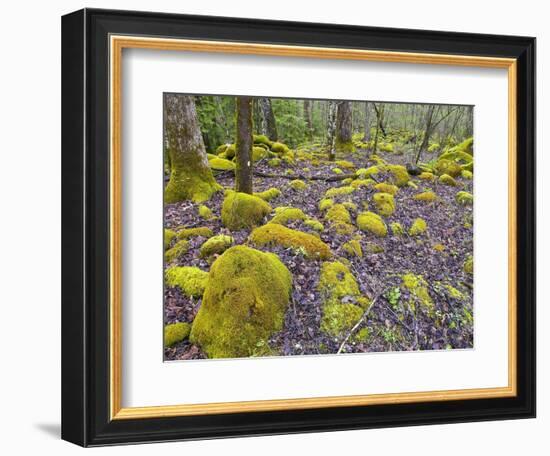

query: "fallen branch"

left=253, top=170, right=358, bottom=182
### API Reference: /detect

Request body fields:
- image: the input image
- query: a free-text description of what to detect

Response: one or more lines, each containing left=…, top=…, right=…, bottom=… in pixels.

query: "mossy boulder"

left=390, top=222, right=405, bottom=236
left=198, top=204, right=215, bottom=220
left=253, top=134, right=273, bottom=148
left=304, top=219, right=324, bottom=232
left=321, top=303, right=364, bottom=338
left=325, top=186, right=355, bottom=198
left=372, top=192, right=395, bottom=217
left=374, top=182, right=398, bottom=195
left=199, top=235, right=234, bottom=258
left=332, top=167, right=343, bottom=175
left=334, top=160, right=355, bottom=170
left=268, top=157, right=281, bottom=167
left=164, top=229, right=176, bottom=250
left=387, top=164, right=410, bottom=187
left=221, top=191, right=272, bottom=230
left=189, top=246, right=292, bottom=358
left=318, top=198, right=335, bottom=211
left=351, top=178, right=375, bottom=189
left=413, top=191, right=437, bottom=202
left=434, top=159, right=462, bottom=177
left=289, top=179, right=307, bottom=191
left=252, top=146, right=268, bottom=162
left=408, top=218, right=427, bottom=236
left=438, top=174, right=458, bottom=186
left=209, top=157, right=236, bottom=171
left=357, top=211, right=388, bottom=237
left=250, top=224, right=332, bottom=259
left=379, top=143, right=394, bottom=153
left=325, top=204, right=351, bottom=225
left=164, top=322, right=191, bottom=347
left=419, top=171, right=435, bottom=181
left=254, top=187, right=281, bottom=202
left=165, top=266, right=208, bottom=297
left=165, top=239, right=189, bottom=263
left=461, top=169, right=473, bottom=179
left=456, top=191, right=473, bottom=205
left=224, top=144, right=236, bottom=159
left=270, top=142, right=290, bottom=155
left=176, top=227, right=214, bottom=240
left=343, top=239, right=363, bottom=257
left=270, top=207, right=308, bottom=225
left=356, top=166, right=380, bottom=179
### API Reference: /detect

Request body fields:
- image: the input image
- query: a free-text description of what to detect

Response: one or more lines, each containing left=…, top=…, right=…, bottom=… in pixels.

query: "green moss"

left=341, top=178, right=353, bottom=185
left=209, top=157, right=236, bottom=171
left=198, top=204, right=214, bottom=220
left=402, top=273, right=433, bottom=310
left=270, top=142, right=290, bottom=154
left=253, top=134, right=273, bottom=148
left=254, top=187, right=281, bottom=202
left=419, top=172, right=435, bottom=181
left=321, top=303, right=363, bottom=337
left=464, top=255, right=474, bottom=274
left=374, top=182, right=399, bottom=195
left=270, top=207, right=308, bottom=225
left=433, top=159, right=462, bottom=177
left=334, top=139, right=356, bottom=154
left=199, top=235, right=234, bottom=258
left=318, top=261, right=361, bottom=305
left=413, top=191, right=437, bottom=202
left=164, top=322, right=191, bottom=347
left=353, top=327, right=372, bottom=343
left=408, top=218, right=427, bottom=236
left=372, top=192, right=395, bottom=217
left=221, top=191, right=272, bottom=230
left=461, top=169, right=473, bottom=179
left=456, top=191, right=473, bottom=205
left=165, top=239, right=190, bottom=263
left=165, top=266, right=208, bottom=297
left=176, top=227, right=214, bottom=240
left=343, top=239, right=363, bottom=257
left=379, top=142, right=394, bottom=153
left=365, top=242, right=384, bottom=254
left=189, top=246, right=292, bottom=358
left=250, top=224, right=332, bottom=260
left=164, top=229, right=176, bottom=250
left=207, top=153, right=218, bottom=161
left=268, top=157, right=281, bottom=167
left=433, top=243, right=445, bottom=252
left=390, top=222, right=405, bottom=236
left=252, top=146, right=268, bottom=162
left=356, top=166, right=380, bottom=179
left=325, top=204, right=352, bottom=225
left=342, top=201, right=358, bottom=212
left=438, top=174, right=458, bottom=186
left=387, top=164, right=410, bottom=187
left=223, top=144, right=236, bottom=159
left=334, top=160, right=355, bottom=169
left=164, top=167, right=221, bottom=204
left=324, top=186, right=355, bottom=198
left=428, top=143, right=440, bottom=153
left=318, top=198, right=335, bottom=211
left=357, top=211, right=387, bottom=237
left=350, top=178, right=375, bottom=189
left=332, top=167, right=343, bottom=175
left=444, top=284, right=464, bottom=300
left=408, top=181, right=418, bottom=190
left=304, top=219, right=324, bottom=232
left=289, top=179, right=307, bottom=191
left=216, top=144, right=230, bottom=155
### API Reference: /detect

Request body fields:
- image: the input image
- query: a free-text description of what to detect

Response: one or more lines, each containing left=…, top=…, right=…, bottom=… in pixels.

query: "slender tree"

left=335, top=101, right=355, bottom=153
left=303, top=99, right=314, bottom=140
left=363, top=101, right=371, bottom=142
left=164, top=94, right=220, bottom=203
left=235, top=96, right=254, bottom=194
left=326, top=101, right=337, bottom=161
left=372, top=103, right=385, bottom=153
left=259, top=98, right=278, bottom=141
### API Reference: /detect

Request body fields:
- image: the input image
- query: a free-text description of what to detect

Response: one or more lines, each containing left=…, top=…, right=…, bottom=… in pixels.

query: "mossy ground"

left=164, top=137, right=473, bottom=360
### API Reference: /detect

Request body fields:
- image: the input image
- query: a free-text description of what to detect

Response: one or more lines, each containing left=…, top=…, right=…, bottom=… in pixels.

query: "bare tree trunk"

left=259, top=98, right=278, bottom=141
left=164, top=94, right=220, bottom=203
left=363, top=101, right=371, bottom=142
left=372, top=103, right=385, bottom=153
left=414, top=105, right=436, bottom=164
left=303, top=99, right=314, bottom=140
left=326, top=101, right=337, bottom=161
left=235, top=96, right=254, bottom=194
left=335, top=101, right=355, bottom=153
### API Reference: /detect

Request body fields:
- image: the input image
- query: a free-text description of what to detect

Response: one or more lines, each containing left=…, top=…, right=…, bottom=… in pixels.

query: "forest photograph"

left=163, top=93, right=474, bottom=361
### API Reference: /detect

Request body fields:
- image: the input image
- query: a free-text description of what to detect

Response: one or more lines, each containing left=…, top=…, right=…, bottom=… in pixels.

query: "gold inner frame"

left=109, top=35, right=518, bottom=420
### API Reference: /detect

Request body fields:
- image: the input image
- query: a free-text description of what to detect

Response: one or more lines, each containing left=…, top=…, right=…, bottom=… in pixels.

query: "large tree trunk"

left=326, top=101, right=337, bottom=161
left=372, top=103, right=385, bottom=153
left=303, top=99, right=313, bottom=140
left=259, top=98, right=278, bottom=141
left=363, top=102, right=371, bottom=142
left=164, top=94, right=220, bottom=203
left=235, top=96, right=254, bottom=194
left=335, top=101, right=355, bottom=153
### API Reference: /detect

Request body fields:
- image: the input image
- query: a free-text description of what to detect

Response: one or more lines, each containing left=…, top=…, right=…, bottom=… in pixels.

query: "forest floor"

left=164, top=146, right=474, bottom=360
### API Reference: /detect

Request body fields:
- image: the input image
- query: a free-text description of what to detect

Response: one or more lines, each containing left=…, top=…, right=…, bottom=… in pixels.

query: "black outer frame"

left=61, top=8, right=536, bottom=447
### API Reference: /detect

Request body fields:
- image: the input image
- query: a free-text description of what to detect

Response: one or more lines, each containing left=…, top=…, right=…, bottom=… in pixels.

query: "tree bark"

left=164, top=94, right=220, bottom=203
left=259, top=98, right=278, bottom=141
left=326, top=101, right=337, bottom=161
left=235, top=96, right=254, bottom=194
left=303, top=99, right=313, bottom=140
left=414, top=105, right=436, bottom=164
left=372, top=103, right=385, bottom=153
left=335, top=101, right=354, bottom=152
left=363, top=101, right=371, bottom=142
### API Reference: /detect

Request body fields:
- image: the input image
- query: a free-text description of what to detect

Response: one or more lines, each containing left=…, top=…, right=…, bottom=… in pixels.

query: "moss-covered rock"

left=374, top=182, right=399, bottom=195
left=343, top=239, right=363, bottom=257
left=332, top=167, right=343, bottom=175
left=165, top=266, right=208, bottom=297
left=318, top=261, right=361, bottom=305
left=221, top=191, right=272, bottom=230
left=318, top=198, right=335, bottom=211
left=357, top=211, right=387, bottom=237
left=270, top=207, right=308, bottom=225
left=176, top=227, right=214, bottom=240
left=464, top=255, right=474, bottom=274
left=268, top=157, right=281, bottom=167
left=223, top=144, right=236, bottom=159
left=419, top=171, right=435, bottom=181
left=390, top=222, right=405, bottom=236
left=334, top=160, right=355, bottom=169
left=325, top=186, right=355, bottom=198
left=325, top=204, right=352, bottom=225
left=461, top=169, right=473, bottom=179
left=164, top=322, right=191, bottom=347
left=304, top=219, right=324, bottom=232
left=199, top=235, right=234, bottom=258
left=356, top=166, right=381, bottom=179
left=254, top=187, right=281, bottom=202
left=250, top=224, right=332, bottom=259
left=164, top=228, right=176, bottom=250
left=342, top=201, right=358, bottom=212
left=189, top=246, right=292, bottom=358
left=402, top=273, right=433, bottom=311
left=270, top=142, right=290, bottom=154
left=456, top=191, right=473, bottom=205
left=198, top=204, right=215, bottom=220
left=209, top=157, right=236, bottom=171
left=408, top=218, right=427, bottom=236
left=438, top=174, right=458, bottom=186
left=387, top=164, right=410, bottom=187
left=372, top=192, right=395, bottom=217
left=434, top=159, right=462, bottom=177
left=253, top=134, right=273, bottom=148
left=165, top=239, right=190, bottom=263
left=335, top=139, right=356, bottom=154
left=351, top=178, right=375, bottom=189
left=252, top=146, right=268, bottom=162
left=289, top=179, right=307, bottom=191
left=413, top=191, right=437, bottom=202
left=321, top=303, right=363, bottom=338
left=379, top=143, right=394, bottom=153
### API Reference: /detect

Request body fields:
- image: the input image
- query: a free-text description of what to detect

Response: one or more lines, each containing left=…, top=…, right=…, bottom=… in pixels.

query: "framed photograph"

left=61, top=8, right=536, bottom=447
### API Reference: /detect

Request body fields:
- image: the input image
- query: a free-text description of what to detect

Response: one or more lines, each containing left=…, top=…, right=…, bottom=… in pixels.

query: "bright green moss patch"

left=198, top=205, right=214, bottom=220
left=270, top=207, right=308, bottom=225
left=250, top=224, right=332, bottom=260
left=165, top=266, right=208, bottom=297
left=270, top=142, right=290, bottom=154
left=252, top=146, right=268, bottom=162
left=325, top=204, right=352, bottom=225
left=438, top=174, right=458, bottom=186
left=343, top=240, right=363, bottom=257
left=372, top=192, right=395, bottom=217
left=408, top=218, right=427, bottom=236
left=334, top=139, right=356, bottom=154
left=413, top=191, right=437, bottom=202
left=342, top=201, right=358, bottom=212
left=461, top=169, right=473, bottom=179
left=351, top=178, right=375, bottom=189
left=332, top=167, right=343, bottom=175
left=387, top=164, right=410, bottom=187
left=254, top=187, right=281, bottom=202
left=189, top=246, right=292, bottom=359
left=428, top=143, right=440, bottom=153
left=324, top=186, right=355, bottom=198
left=304, top=219, right=324, bottom=232
left=321, top=303, right=363, bottom=338
left=390, top=222, right=405, bottom=236
left=456, top=191, right=473, bottom=205
left=165, top=239, right=190, bottom=263
left=402, top=273, right=433, bottom=310
left=356, top=166, right=380, bottom=179
left=374, top=182, right=398, bottom=195
left=318, top=261, right=361, bottom=305
left=464, top=255, right=474, bottom=274
left=419, top=171, right=435, bottom=181
left=334, top=160, right=355, bottom=169
left=319, top=198, right=335, bottom=211
left=289, top=179, right=307, bottom=191
left=357, top=211, right=388, bottom=237
left=221, top=191, right=272, bottom=230
left=164, top=229, right=176, bottom=250
left=433, top=159, right=462, bottom=177
left=176, top=226, right=214, bottom=240
left=199, top=235, right=234, bottom=258
left=164, top=322, right=191, bottom=347
left=209, top=157, right=236, bottom=171
left=253, top=134, right=273, bottom=148
left=268, top=158, right=281, bottom=167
